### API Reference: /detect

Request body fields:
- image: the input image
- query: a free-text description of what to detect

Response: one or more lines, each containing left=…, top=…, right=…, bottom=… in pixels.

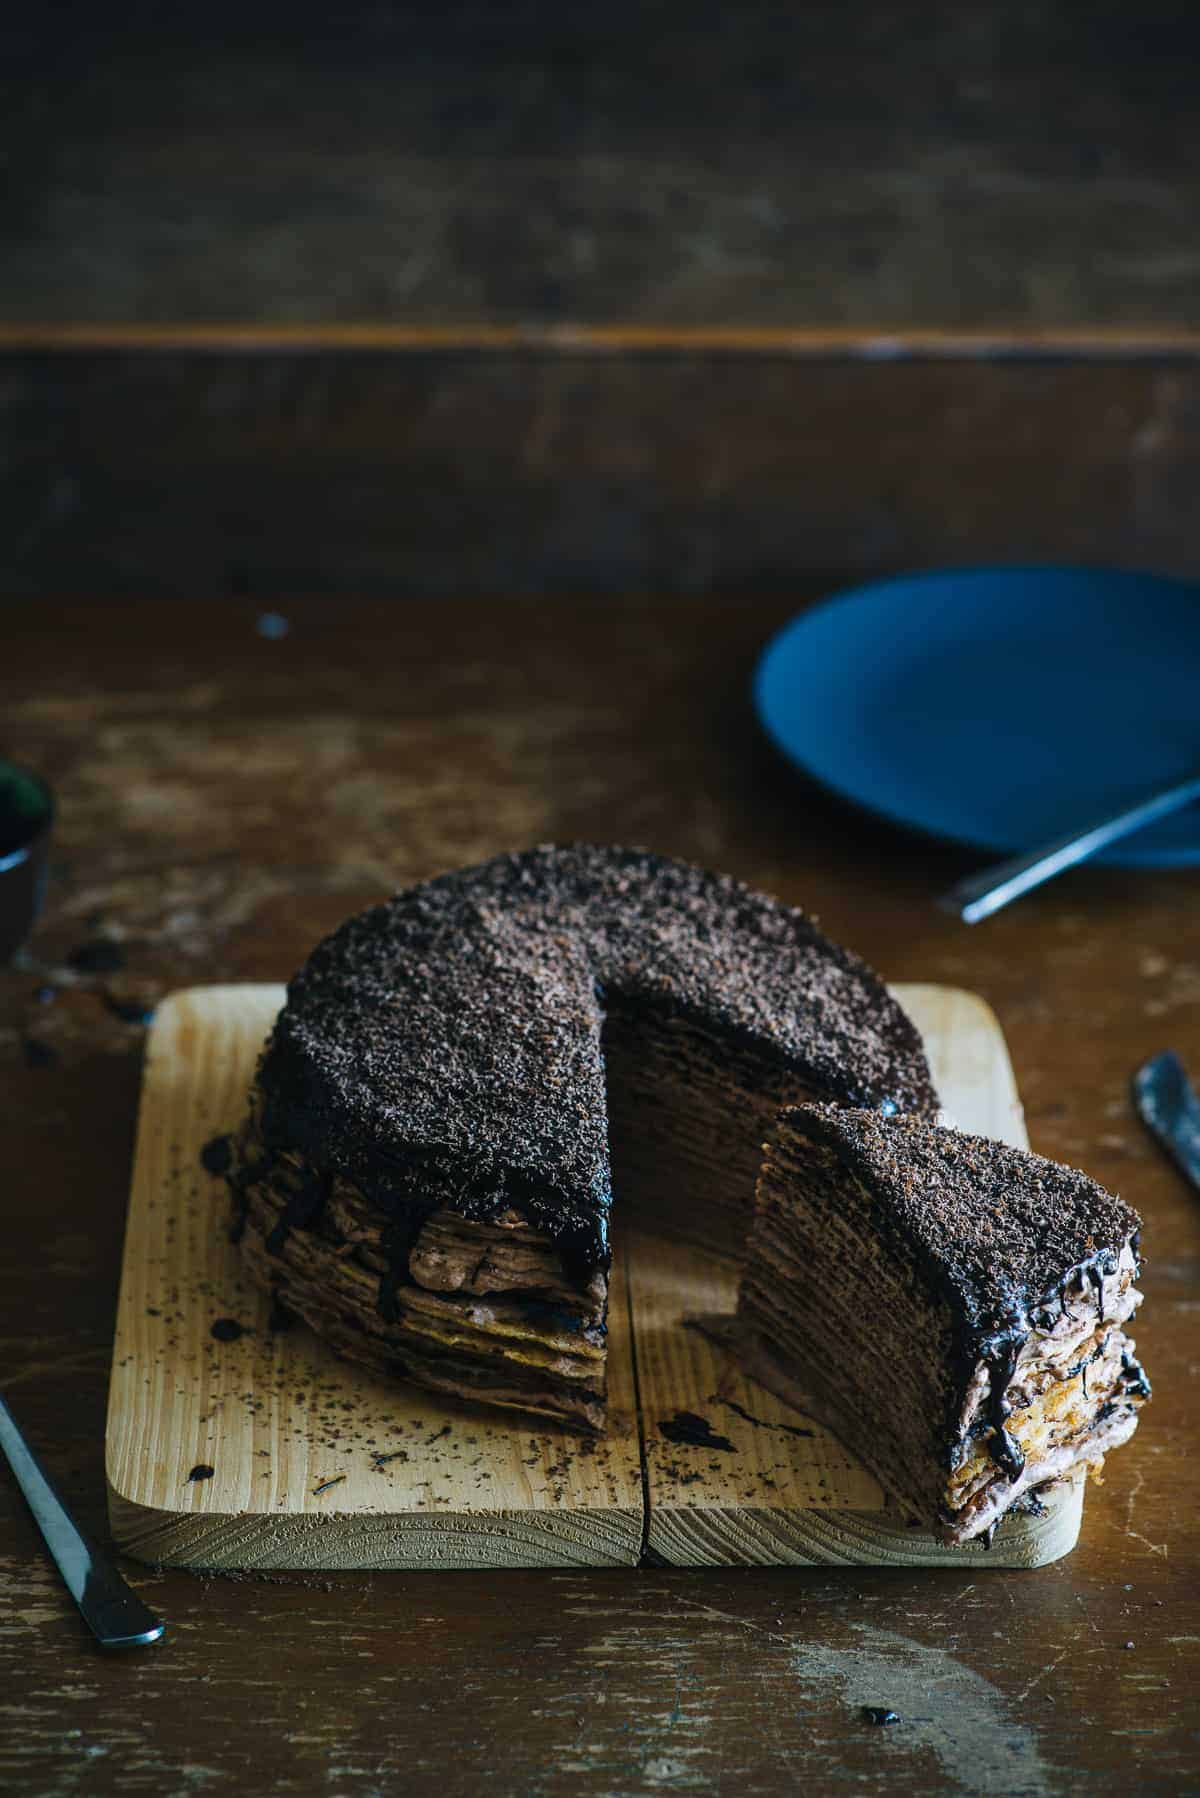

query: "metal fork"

left=939, top=767, right=1200, bottom=923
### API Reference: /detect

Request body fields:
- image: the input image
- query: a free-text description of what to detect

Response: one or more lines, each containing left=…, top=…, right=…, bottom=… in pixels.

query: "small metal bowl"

left=0, top=761, right=54, bottom=963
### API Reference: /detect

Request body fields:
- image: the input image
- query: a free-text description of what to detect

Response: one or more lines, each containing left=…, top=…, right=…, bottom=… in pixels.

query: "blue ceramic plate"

left=754, top=567, right=1200, bottom=867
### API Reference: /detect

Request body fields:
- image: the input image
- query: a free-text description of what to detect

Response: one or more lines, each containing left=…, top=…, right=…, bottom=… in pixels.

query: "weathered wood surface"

left=0, top=597, right=1197, bottom=1794
left=6, top=352, right=1200, bottom=598
left=109, top=981, right=1079, bottom=1570
left=5, top=2, right=1200, bottom=329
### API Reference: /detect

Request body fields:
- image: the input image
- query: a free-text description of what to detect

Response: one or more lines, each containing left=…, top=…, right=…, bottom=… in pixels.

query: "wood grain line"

left=5, top=324, right=1200, bottom=358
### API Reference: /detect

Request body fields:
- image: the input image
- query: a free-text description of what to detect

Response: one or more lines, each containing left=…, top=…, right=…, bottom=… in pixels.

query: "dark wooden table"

left=2, top=597, right=1197, bottom=1796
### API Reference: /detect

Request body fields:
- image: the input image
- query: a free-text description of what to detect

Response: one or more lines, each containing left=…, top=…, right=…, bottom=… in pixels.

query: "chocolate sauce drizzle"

left=226, top=1149, right=274, bottom=1245
left=377, top=1199, right=440, bottom=1324
left=981, top=1334, right=1026, bottom=1481
left=962, top=1243, right=1138, bottom=1483
left=266, top=1170, right=332, bottom=1256
left=1085, top=1261, right=1108, bottom=1322
left=1120, top=1350, right=1152, bottom=1401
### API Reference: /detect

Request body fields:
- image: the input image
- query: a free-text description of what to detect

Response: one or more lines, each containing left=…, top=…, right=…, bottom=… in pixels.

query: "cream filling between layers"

left=943, top=1246, right=1144, bottom=1541
left=236, top=1132, right=607, bottom=1429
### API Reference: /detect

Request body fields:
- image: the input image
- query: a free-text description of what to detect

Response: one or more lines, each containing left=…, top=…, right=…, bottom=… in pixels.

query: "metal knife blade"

left=0, top=1393, right=164, bottom=1649
left=1132, top=1050, right=1200, bottom=1194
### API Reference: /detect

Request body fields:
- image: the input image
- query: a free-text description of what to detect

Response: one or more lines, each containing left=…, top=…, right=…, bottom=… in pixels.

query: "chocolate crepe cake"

left=737, top=1105, right=1150, bottom=1545
left=227, top=844, right=937, bottom=1429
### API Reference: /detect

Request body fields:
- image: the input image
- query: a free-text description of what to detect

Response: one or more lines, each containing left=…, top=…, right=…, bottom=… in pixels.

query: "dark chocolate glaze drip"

left=1086, top=1260, right=1108, bottom=1323
left=973, top=1245, right=1127, bottom=1479
left=267, top=1291, right=296, bottom=1333
left=227, top=1148, right=276, bottom=1246
left=377, top=1199, right=440, bottom=1324
left=982, top=1334, right=1026, bottom=1481
left=266, top=1170, right=332, bottom=1256
left=1120, top=1350, right=1152, bottom=1402
left=1058, top=1274, right=1080, bottom=1323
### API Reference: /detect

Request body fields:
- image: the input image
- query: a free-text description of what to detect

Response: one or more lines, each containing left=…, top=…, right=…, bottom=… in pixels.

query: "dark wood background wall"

left=4, top=1, right=1200, bottom=599
left=4, top=352, right=1200, bottom=599
left=7, top=0, right=1199, bottom=330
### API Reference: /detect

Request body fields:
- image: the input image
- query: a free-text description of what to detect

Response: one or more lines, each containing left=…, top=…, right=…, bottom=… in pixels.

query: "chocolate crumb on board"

left=200, top=1133, right=234, bottom=1176
left=187, top=1464, right=215, bottom=1482
left=210, top=1317, right=248, bottom=1343
left=371, top=1449, right=409, bottom=1468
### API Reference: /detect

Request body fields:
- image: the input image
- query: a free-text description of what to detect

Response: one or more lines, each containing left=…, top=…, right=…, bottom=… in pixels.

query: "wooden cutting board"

left=106, top=983, right=1086, bottom=1571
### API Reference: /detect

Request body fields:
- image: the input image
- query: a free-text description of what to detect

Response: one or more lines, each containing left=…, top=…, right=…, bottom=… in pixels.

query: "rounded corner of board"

left=106, top=1479, right=163, bottom=1564
left=894, top=981, right=1004, bottom=1036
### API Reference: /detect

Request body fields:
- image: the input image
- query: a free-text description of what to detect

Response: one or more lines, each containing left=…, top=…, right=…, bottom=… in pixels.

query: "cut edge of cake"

left=737, top=1104, right=1150, bottom=1546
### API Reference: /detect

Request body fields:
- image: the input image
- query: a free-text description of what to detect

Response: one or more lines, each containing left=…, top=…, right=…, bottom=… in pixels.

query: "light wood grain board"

left=106, top=982, right=1085, bottom=1570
